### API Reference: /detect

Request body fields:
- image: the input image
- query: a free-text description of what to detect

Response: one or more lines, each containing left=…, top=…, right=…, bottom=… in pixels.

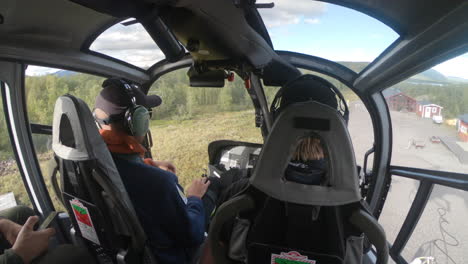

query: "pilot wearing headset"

left=217, top=74, right=348, bottom=204
left=199, top=74, right=349, bottom=263
left=93, top=78, right=210, bottom=264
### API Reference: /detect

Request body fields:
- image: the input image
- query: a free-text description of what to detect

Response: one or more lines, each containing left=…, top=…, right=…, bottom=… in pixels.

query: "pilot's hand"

left=0, top=219, right=22, bottom=245
left=186, top=178, right=211, bottom=199
left=12, top=216, right=55, bottom=264
left=150, top=160, right=177, bottom=174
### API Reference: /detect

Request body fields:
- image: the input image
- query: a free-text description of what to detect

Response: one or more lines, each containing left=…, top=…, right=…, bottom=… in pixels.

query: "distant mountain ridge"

left=447, top=76, right=468, bottom=83
left=48, top=62, right=467, bottom=84
left=52, top=70, right=77, bottom=77
left=337, top=61, right=465, bottom=84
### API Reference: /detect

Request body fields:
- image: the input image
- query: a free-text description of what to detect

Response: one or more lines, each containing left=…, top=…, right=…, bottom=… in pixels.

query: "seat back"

left=52, top=95, right=152, bottom=263
left=209, top=100, right=388, bottom=264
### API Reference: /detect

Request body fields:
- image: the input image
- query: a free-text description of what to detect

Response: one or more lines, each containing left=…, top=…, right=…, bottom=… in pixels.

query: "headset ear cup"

left=131, top=106, right=150, bottom=137
left=124, top=108, right=134, bottom=136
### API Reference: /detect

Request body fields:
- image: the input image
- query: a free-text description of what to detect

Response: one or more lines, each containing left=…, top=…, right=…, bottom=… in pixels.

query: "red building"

left=383, top=89, right=416, bottom=112
left=416, top=100, right=443, bottom=118
left=458, top=114, right=468, bottom=142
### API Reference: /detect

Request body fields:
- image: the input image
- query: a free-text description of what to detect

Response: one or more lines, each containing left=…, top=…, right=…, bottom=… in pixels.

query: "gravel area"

left=348, top=102, right=467, bottom=264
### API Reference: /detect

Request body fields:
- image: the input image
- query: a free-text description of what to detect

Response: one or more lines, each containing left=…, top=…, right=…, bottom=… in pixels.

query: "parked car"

left=430, top=136, right=441, bottom=143
left=432, top=115, right=443, bottom=124
left=413, top=138, right=426, bottom=149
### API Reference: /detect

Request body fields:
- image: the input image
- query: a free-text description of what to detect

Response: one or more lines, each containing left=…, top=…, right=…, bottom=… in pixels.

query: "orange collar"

left=99, top=129, right=147, bottom=157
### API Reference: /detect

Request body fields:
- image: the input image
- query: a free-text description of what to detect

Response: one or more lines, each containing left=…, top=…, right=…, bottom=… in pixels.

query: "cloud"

left=304, top=18, right=320, bottom=24
left=433, top=55, right=468, bottom=79
left=26, top=66, right=59, bottom=76
left=258, top=0, right=326, bottom=28
left=301, top=46, right=376, bottom=63
left=90, top=22, right=164, bottom=68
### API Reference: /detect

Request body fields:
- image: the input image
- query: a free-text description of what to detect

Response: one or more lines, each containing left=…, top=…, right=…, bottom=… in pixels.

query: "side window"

left=25, top=65, right=105, bottom=210
left=0, top=82, right=31, bottom=208
left=380, top=53, right=468, bottom=263
left=149, top=68, right=262, bottom=187
left=382, top=54, right=468, bottom=174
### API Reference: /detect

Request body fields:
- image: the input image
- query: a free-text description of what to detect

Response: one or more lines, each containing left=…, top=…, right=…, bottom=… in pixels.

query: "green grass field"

left=151, top=110, right=263, bottom=187
left=0, top=110, right=263, bottom=208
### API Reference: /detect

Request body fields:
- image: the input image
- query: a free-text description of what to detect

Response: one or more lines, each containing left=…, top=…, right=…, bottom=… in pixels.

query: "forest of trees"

left=0, top=67, right=467, bottom=160
left=0, top=69, right=279, bottom=159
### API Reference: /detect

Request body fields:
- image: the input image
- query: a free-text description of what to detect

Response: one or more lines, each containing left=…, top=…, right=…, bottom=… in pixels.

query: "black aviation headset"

left=270, top=74, right=350, bottom=123
left=95, top=78, right=151, bottom=137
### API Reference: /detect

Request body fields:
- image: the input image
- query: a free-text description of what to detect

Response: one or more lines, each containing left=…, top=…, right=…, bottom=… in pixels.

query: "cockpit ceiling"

left=0, top=0, right=117, bottom=50
left=0, top=0, right=466, bottom=84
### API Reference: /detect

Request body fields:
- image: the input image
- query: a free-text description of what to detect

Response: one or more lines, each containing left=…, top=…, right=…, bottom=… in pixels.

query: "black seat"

left=208, top=100, right=388, bottom=264
left=51, top=94, right=156, bottom=263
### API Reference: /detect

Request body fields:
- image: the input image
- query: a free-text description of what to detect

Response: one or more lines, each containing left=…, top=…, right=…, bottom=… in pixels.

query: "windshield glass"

left=90, top=19, right=164, bottom=69
left=258, top=1, right=399, bottom=71
left=149, top=69, right=262, bottom=187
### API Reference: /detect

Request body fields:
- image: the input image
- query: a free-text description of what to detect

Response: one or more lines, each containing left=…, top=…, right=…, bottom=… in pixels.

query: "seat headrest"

left=249, top=100, right=361, bottom=206
left=51, top=95, right=147, bottom=248
left=52, top=95, right=98, bottom=160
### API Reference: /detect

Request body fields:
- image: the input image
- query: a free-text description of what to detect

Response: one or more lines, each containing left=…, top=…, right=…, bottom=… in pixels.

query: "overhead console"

left=71, top=0, right=301, bottom=87
left=187, top=66, right=226, bottom=87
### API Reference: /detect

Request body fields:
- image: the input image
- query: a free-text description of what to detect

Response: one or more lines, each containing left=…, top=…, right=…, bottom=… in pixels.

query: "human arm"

left=0, top=249, right=24, bottom=264
left=186, top=178, right=210, bottom=199
left=0, top=216, right=55, bottom=264
left=0, top=216, right=23, bottom=264
left=166, top=178, right=211, bottom=246
left=11, top=216, right=55, bottom=264
left=0, top=218, right=21, bottom=246
left=144, top=159, right=177, bottom=174
left=114, top=159, right=208, bottom=248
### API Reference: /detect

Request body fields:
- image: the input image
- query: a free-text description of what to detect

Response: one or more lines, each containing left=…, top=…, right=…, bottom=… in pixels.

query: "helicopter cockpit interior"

left=0, top=0, right=467, bottom=263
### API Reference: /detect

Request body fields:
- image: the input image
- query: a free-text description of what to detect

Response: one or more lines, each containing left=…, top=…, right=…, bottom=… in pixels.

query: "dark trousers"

left=0, top=206, right=95, bottom=264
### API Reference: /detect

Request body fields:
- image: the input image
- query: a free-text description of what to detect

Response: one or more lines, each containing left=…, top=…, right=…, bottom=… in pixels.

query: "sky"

left=26, top=2, right=468, bottom=79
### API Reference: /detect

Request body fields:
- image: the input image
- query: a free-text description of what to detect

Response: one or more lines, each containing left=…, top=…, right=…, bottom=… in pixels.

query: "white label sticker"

left=70, top=199, right=100, bottom=245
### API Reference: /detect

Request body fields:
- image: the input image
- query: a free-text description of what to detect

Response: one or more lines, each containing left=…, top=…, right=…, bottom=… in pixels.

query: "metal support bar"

left=0, top=44, right=149, bottom=84
left=391, top=166, right=468, bottom=191
left=30, top=123, right=52, bottom=135
left=389, top=252, right=408, bottom=264
left=390, top=181, right=434, bottom=255
left=249, top=73, right=273, bottom=133
left=365, top=93, right=392, bottom=218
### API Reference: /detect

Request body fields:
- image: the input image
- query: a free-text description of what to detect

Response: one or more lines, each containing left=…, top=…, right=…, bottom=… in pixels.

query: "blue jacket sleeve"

left=184, top=196, right=206, bottom=244
left=115, top=158, right=206, bottom=248
left=162, top=184, right=206, bottom=247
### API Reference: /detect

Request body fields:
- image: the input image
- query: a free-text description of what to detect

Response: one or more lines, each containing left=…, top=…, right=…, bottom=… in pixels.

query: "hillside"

left=448, top=76, right=468, bottom=84
left=414, top=69, right=447, bottom=82
left=338, top=61, right=451, bottom=84
left=52, top=70, right=78, bottom=77
left=337, top=61, right=368, bottom=73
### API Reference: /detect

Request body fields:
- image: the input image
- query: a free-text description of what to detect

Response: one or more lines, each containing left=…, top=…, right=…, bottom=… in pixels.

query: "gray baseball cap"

left=95, top=78, right=162, bottom=116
